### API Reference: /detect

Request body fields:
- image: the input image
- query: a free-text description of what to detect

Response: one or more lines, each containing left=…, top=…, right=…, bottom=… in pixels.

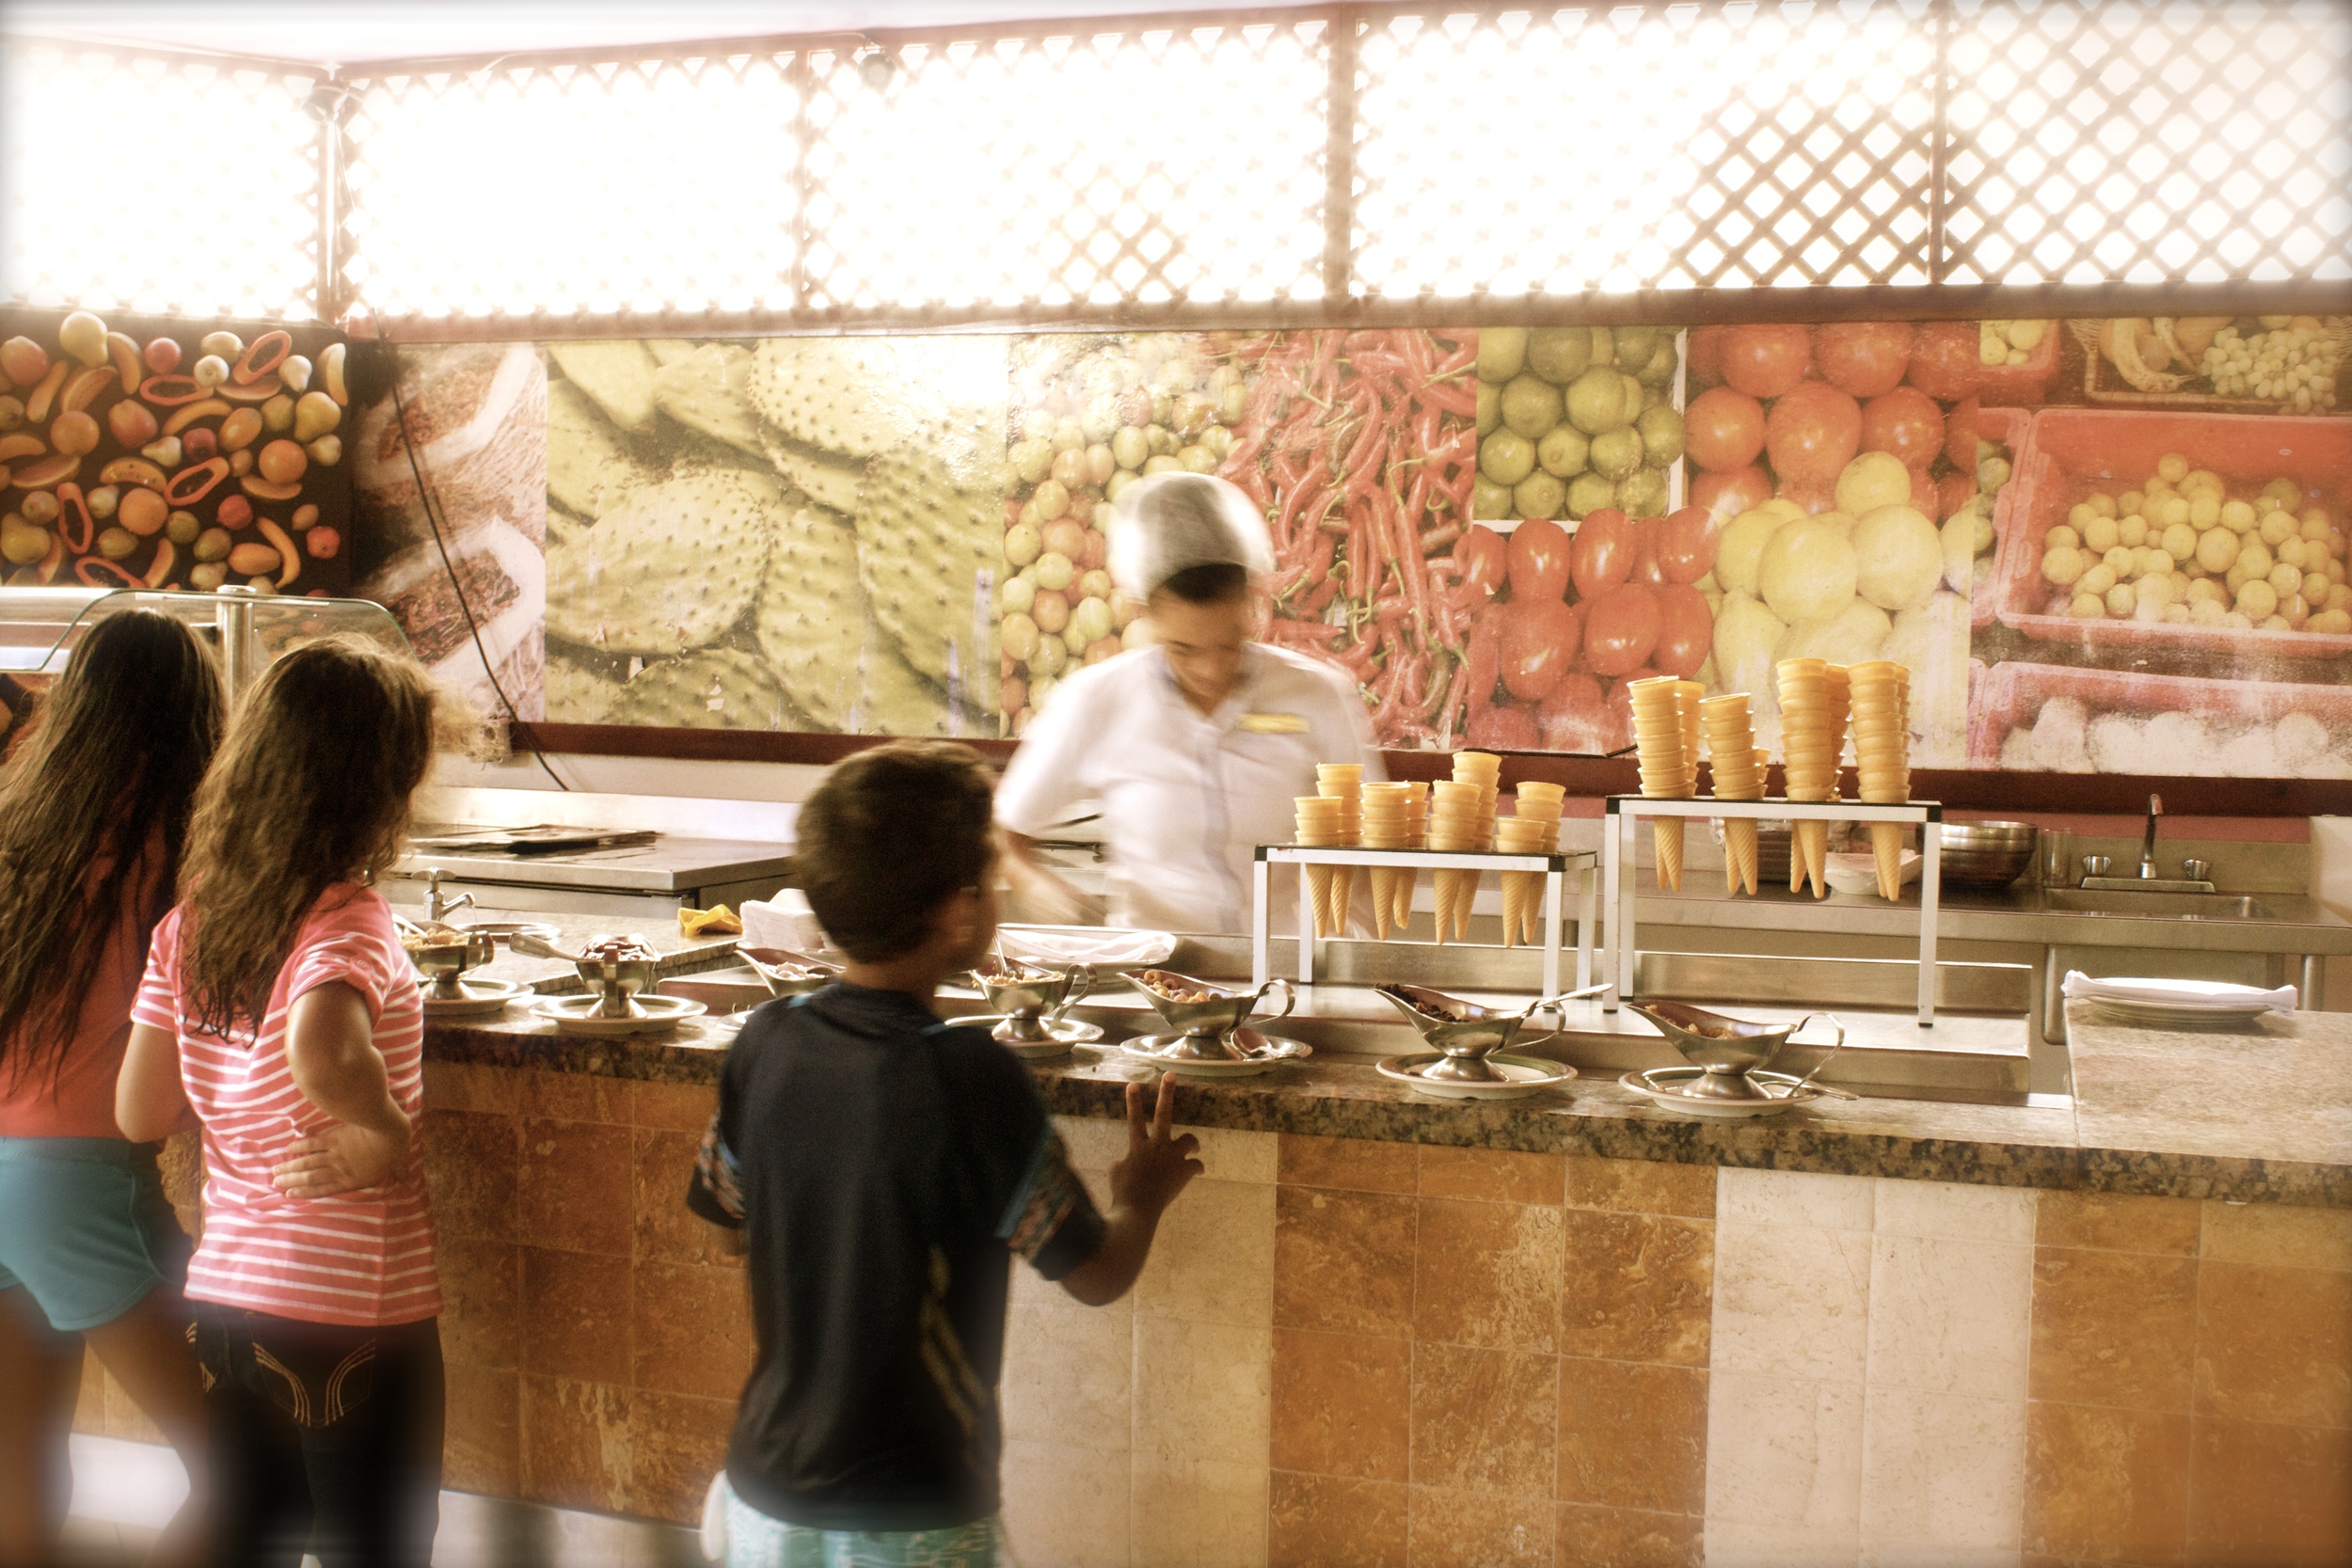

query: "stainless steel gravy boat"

left=512, top=932, right=660, bottom=1019
left=1376, top=982, right=1609, bottom=1082
left=401, top=924, right=497, bottom=1000
left=1131, top=969, right=1296, bottom=1060
left=741, top=946, right=843, bottom=998
left=968, top=958, right=1095, bottom=1042
left=1622, top=1000, right=1845, bottom=1101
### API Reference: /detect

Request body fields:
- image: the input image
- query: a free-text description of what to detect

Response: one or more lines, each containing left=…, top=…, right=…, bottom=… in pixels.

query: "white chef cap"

left=1106, top=471, right=1276, bottom=600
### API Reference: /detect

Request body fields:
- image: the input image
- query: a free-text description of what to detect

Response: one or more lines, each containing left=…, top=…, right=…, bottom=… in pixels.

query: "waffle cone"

left=1431, top=868, right=1467, bottom=942
left=1653, top=819, right=1684, bottom=892
left=1873, top=822, right=1904, bottom=902
left=1332, top=865, right=1356, bottom=937
left=1393, top=865, right=1419, bottom=935
left=1307, top=865, right=1334, bottom=935
left=1501, top=873, right=1524, bottom=948
left=1728, top=818, right=1758, bottom=896
left=1805, top=820, right=1830, bottom=898
left=1369, top=865, right=1394, bottom=938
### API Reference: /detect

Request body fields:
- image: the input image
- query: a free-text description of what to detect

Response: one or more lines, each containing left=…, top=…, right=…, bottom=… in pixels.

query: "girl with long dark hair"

left=0, top=609, right=225, bottom=1568
left=118, top=635, right=446, bottom=1568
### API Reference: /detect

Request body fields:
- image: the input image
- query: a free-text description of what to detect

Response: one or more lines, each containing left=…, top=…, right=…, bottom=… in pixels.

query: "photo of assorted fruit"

left=333, top=309, right=2350, bottom=779
left=1, top=308, right=353, bottom=597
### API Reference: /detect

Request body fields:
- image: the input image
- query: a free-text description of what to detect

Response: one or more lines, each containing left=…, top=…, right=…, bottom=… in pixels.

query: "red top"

left=133, top=884, right=440, bottom=1327
left=0, top=832, right=164, bottom=1140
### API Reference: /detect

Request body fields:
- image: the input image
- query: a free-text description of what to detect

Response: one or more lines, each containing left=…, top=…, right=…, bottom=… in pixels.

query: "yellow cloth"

left=678, top=904, right=743, bottom=937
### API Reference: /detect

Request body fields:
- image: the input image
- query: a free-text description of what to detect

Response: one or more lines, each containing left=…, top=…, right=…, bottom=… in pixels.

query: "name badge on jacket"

left=1236, top=711, right=1309, bottom=735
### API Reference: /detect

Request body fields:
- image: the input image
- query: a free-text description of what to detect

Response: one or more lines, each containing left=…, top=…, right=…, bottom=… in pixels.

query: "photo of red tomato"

left=1582, top=583, right=1661, bottom=677
left=1505, top=516, right=1571, bottom=603
left=1651, top=583, right=1712, bottom=678
left=1454, top=524, right=1508, bottom=608
left=1684, top=386, right=1767, bottom=472
left=1764, top=379, right=1861, bottom=484
left=1685, top=324, right=1726, bottom=388
left=1905, top=322, right=1982, bottom=401
left=1466, top=703, right=1539, bottom=752
left=1692, top=463, right=1772, bottom=521
left=1938, top=467, right=1976, bottom=522
left=1720, top=324, right=1811, bottom=399
left=1811, top=321, right=1913, bottom=398
left=1534, top=672, right=1611, bottom=752
left=1653, top=506, right=1715, bottom=585
left=1569, top=508, right=1636, bottom=599
left=1499, top=597, right=1582, bottom=703
left=1944, top=394, right=1980, bottom=470
left=1859, top=385, right=1946, bottom=470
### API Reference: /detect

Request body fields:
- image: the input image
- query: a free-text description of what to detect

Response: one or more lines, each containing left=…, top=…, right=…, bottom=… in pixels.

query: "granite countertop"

left=422, top=990, right=2350, bottom=1208
left=424, top=911, right=741, bottom=994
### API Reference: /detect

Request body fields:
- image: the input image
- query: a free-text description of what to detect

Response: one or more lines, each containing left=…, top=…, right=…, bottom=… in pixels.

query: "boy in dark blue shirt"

left=688, top=741, right=1200, bottom=1566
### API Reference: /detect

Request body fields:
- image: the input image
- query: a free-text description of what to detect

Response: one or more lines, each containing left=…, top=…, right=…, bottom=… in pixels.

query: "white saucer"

left=1119, top=1030, right=1311, bottom=1077
left=532, top=992, right=707, bottom=1037
left=1617, top=1067, right=1831, bottom=1119
left=1376, top=1053, right=1575, bottom=1100
left=956, top=1013, right=1106, bottom=1057
left=420, top=976, right=529, bottom=1018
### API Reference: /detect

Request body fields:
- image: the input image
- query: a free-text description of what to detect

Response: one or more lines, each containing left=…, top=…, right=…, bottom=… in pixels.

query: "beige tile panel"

left=2185, top=1416, right=2352, bottom=1568
left=1703, top=1372, right=1865, bottom=1533
left=1708, top=1222, right=1873, bottom=1382
left=1055, top=1114, right=1127, bottom=1174
left=1417, top=1196, right=1566, bottom=1354
left=2034, top=1188, right=2201, bottom=1256
left=1715, top=1168, right=1874, bottom=1232
left=1557, top=1357, right=1708, bottom=1516
left=2020, top=1401, right=2189, bottom=1566
left=1700, top=1517, right=1860, bottom=1567
left=2201, top=1199, right=2352, bottom=1272
left=1133, top=1455, right=1269, bottom=1568
left=2027, top=1247, right=2197, bottom=1412
left=1002, top=1298, right=1133, bottom=1451
left=1406, top=1483, right=1555, bottom=1567
left=1869, top=1179, right=2034, bottom=1246
left=1408, top=1341, right=1560, bottom=1497
left=1134, top=1314, right=1272, bottom=1466
left=1565, top=1155, right=1716, bottom=1220
left=2193, top=1261, right=2352, bottom=1430
left=1555, top=1503, right=1704, bottom=1568
left=1000, top=1437, right=1131, bottom=1568
left=1864, top=1235, right=2033, bottom=1402
left=1559, top=1210, right=1715, bottom=1369
left=1135, top=1176, right=1276, bottom=1327
left=1855, top=1386, right=2026, bottom=1554
left=1270, top=1471, right=1407, bottom=1568
left=1420, top=1146, right=1566, bottom=1207
left=1269, top=1328, right=1410, bottom=1482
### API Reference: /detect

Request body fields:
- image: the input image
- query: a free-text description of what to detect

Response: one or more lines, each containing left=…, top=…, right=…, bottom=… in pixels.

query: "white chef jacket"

left=996, top=643, right=1384, bottom=935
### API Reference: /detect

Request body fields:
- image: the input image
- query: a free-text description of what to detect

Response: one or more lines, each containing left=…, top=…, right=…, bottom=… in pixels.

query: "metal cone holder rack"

left=1251, top=846, right=1598, bottom=1000
left=1602, top=796, right=1945, bottom=1025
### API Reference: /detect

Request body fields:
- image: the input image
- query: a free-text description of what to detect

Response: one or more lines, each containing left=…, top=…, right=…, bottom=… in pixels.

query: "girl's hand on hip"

left=272, top=1113, right=411, bottom=1196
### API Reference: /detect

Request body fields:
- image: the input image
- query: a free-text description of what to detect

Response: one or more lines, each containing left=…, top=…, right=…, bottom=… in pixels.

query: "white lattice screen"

left=6, top=3, right=2346, bottom=332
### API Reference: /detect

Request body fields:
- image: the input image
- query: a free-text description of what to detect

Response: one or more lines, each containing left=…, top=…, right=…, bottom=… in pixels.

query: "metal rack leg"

left=1576, top=862, right=1595, bottom=993
left=1252, top=859, right=1270, bottom=990
left=1917, top=820, right=1941, bottom=1026
left=1296, top=863, right=1315, bottom=986
left=1540, top=870, right=1562, bottom=1000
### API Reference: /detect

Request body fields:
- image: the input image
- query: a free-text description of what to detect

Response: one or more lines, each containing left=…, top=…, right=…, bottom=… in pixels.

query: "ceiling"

left=1, top=0, right=1301, bottom=66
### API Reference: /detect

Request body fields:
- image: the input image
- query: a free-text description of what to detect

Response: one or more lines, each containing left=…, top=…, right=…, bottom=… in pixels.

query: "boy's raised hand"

left=1111, top=1071, right=1203, bottom=1219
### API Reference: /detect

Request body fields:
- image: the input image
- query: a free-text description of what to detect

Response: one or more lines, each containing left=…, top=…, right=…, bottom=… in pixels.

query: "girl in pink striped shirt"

left=119, top=639, right=445, bottom=1568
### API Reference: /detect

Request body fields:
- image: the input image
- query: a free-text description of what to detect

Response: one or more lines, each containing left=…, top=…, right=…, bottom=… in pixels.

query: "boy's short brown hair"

left=794, top=741, right=997, bottom=962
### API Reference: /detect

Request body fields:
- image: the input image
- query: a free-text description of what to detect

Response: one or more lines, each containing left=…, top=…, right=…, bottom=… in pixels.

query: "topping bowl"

left=969, top=958, right=1095, bottom=1043
left=1376, top=982, right=1608, bottom=1083
left=1622, top=1000, right=1845, bottom=1101
left=1130, top=970, right=1296, bottom=1060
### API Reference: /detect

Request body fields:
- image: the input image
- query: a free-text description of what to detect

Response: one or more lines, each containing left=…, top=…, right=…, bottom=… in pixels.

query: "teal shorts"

left=0, top=1136, right=186, bottom=1333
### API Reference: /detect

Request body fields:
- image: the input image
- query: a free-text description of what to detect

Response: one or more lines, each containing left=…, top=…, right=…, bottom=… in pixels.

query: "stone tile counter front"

left=404, top=999, right=2351, bottom=1567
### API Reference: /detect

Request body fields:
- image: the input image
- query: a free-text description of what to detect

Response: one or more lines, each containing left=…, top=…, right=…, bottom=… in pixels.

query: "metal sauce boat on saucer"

left=513, top=932, right=661, bottom=1018
left=1620, top=1000, right=1848, bottom=1112
left=397, top=918, right=497, bottom=1001
left=1376, top=982, right=1610, bottom=1083
left=968, top=958, right=1095, bottom=1044
left=742, top=946, right=843, bottom=998
left=1131, top=970, right=1296, bottom=1061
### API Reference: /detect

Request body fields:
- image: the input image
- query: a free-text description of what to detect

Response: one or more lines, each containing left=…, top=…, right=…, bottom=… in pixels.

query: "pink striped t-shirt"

left=133, top=884, right=440, bottom=1327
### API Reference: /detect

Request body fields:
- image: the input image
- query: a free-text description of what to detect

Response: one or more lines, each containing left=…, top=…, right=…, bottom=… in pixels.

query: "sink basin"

left=2044, top=889, right=2273, bottom=920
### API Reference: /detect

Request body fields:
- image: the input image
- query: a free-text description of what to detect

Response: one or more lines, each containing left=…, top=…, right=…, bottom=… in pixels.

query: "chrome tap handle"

left=2138, top=794, right=2162, bottom=879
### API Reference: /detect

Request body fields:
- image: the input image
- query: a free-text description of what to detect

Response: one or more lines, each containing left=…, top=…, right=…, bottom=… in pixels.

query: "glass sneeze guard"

left=0, top=585, right=413, bottom=694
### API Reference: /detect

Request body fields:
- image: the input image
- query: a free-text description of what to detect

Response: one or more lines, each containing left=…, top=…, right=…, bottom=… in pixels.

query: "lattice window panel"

left=339, top=52, right=802, bottom=323
left=1, top=40, right=323, bottom=320
left=1942, top=0, right=2352, bottom=285
left=798, top=20, right=1330, bottom=315
left=1351, top=4, right=1939, bottom=298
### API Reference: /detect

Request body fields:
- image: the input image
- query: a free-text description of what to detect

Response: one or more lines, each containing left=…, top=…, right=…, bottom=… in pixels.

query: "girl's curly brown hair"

left=178, top=637, right=438, bottom=1037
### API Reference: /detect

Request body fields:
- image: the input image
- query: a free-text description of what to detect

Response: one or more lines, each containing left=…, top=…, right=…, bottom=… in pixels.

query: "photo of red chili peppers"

left=1217, top=328, right=1483, bottom=748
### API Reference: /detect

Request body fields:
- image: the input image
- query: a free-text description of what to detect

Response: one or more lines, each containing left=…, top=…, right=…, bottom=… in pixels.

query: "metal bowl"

left=969, top=958, right=1094, bottom=1042
left=1376, top=983, right=1605, bottom=1083
left=741, top=946, right=842, bottom=998
left=512, top=932, right=661, bottom=1018
left=1937, top=820, right=2038, bottom=890
left=1624, top=1000, right=1844, bottom=1101
left=405, top=931, right=497, bottom=999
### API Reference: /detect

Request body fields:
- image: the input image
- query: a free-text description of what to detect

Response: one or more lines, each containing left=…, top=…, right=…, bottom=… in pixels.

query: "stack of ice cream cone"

left=1848, top=660, right=1913, bottom=901
left=1701, top=695, right=1765, bottom=896
left=1628, top=677, right=1695, bottom=891
left=1428, top=752, right=1502, bottom=942
left=1775, top=658, right=1840, bottom=899
left=1316, top=765, right=1363, bottom=938
left=1360, top=782, right=1417, bottom=938
left=1294, top=795, right=1345, bottom=936
left=1497, top=781, right=1565, bottom=946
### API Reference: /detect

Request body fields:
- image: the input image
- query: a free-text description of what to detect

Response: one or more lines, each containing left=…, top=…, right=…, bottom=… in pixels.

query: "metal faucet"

left=2138, top=795, right=2162, bottom=880
left=422, top=867, right=475, bottom=925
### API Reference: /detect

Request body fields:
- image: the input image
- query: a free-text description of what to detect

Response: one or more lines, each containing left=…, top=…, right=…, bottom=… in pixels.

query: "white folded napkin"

left=1823, top=849, right=1919, bottom=897
left=741, top=892, right=826, bottom=955
left=995, top=924, right=1176, bottom=966
left=2061, top=972, right=2296, bottom=1012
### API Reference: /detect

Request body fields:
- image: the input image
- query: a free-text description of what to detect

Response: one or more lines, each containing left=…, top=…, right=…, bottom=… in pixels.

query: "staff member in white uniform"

left=997, top=472, right=1381, bottom=934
